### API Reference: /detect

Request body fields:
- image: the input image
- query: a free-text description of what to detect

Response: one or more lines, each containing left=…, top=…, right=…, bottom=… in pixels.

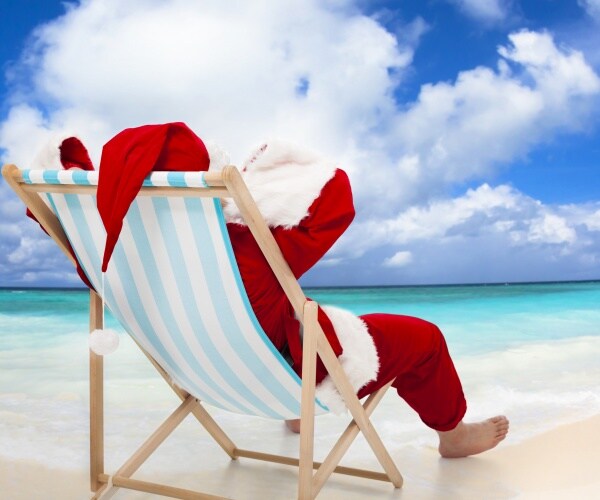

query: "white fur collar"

left=223, top=140, right=337, bottom=228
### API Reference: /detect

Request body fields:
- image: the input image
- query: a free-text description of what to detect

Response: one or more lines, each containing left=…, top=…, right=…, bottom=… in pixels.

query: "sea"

left=1, top=281, right=599, bottom=473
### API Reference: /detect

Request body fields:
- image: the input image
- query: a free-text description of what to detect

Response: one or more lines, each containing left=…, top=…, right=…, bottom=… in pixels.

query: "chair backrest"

left=20, top=168, right=328, bottom=419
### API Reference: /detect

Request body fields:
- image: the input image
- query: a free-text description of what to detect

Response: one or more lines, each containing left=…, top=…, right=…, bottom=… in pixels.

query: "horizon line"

left=1, top=277, right=599, bottom=292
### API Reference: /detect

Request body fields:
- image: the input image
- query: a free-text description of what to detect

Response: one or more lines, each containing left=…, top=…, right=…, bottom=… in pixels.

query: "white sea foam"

left=457, top=336, right=600, bottom=437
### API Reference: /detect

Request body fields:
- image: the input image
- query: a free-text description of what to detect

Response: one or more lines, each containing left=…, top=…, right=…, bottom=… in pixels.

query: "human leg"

left=357, top=314, right=508, bottom=457
left=287, top=314, right=509, bottom=455
left=286, top=314, right=461, bottom=434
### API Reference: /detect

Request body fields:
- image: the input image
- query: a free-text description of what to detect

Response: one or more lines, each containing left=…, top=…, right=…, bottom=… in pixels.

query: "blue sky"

left=0, top=0, right=599, bottom=287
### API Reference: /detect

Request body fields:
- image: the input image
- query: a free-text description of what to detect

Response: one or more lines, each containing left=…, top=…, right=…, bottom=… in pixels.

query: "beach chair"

left=2, top=163, right=402, bottom=499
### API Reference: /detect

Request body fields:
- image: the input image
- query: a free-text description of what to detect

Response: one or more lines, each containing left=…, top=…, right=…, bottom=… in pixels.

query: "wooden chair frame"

left=2, top=163, right=403, bottom=499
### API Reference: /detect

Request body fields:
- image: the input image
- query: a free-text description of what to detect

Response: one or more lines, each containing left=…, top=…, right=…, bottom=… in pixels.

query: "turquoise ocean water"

left=1, top=281, right=599, bottom=469
left=3, top=280, right=599, bottom=353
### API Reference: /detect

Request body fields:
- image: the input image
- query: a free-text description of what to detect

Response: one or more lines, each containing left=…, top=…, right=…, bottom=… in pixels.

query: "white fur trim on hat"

left=315, top=305, right=379, bottom=414
left=31, top=133, right=77, bottom=170
left=30, top=133, right=79, bottom=211
left=224, top=140, right=337, bottom=228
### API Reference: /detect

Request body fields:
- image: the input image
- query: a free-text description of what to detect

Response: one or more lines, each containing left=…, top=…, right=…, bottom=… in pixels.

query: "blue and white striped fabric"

left=21, top=169, right=208, bottom=188
left=22, top=169, right=328, bottom=419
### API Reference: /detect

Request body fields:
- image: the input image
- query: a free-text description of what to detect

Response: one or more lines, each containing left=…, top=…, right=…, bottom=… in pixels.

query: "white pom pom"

left=89, top=328, right=120, bottom=355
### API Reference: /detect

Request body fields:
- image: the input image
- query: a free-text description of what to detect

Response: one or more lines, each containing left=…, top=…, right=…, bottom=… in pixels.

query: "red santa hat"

left=59, top=137, right=94, bottom=170
left=97, top=122, right=210, bottom=272
left=31, top=134, right=94, bottom=171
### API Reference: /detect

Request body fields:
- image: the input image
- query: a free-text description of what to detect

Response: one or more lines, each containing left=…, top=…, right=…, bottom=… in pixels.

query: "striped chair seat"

left=22, top=169, right=328, bottom=419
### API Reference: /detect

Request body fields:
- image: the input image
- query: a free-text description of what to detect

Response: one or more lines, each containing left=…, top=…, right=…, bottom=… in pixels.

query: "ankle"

left=285, top=419, right=301, bottom=434
left=437, top=421, right=465, bottom=444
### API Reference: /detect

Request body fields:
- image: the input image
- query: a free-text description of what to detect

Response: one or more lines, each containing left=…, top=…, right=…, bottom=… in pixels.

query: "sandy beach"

left=1, top=413, right=598, bottom=499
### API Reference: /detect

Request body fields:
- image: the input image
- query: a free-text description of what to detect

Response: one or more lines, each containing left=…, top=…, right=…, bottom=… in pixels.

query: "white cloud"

left=446, top=0, right=510, bottom=23
left=526, top=214, right=577, bottom=245
left=335, top=183, right=592, bottom=260
left=339, top=184, right=520, bottom=254
left=0, top=198, right=77, bottom=286
left=0, top=106, right=54, bottom=168
left=497, top=30, right=600, bottom=96
left=584, top=209, right=600, bottom=231
left=360, top=29, right=600, bottom=213
left=1, top=1, right=599, bottom=286
left=1, top=0, right=417, bottom=167
left=318, top=257, right=343, bottom=267
left=0, top=0, right=422, bottom=286
left=317, top=184, right=600, bottom=285
left=579, top=0, right=600, bottom=21
left=383, top=250, right=412, bottom=267
left=2, top=6, right=597, bottom=207
left=8, top=236, right=39, bottom=264
left=19, top=270, right=81, bottom=284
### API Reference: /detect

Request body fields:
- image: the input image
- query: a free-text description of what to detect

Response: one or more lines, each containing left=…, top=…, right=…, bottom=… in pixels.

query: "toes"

left=496, top=425, right=509, bottom=438
left=491, top=416, right=509, bottom=432
left=497, top=423, right=509, bottom=432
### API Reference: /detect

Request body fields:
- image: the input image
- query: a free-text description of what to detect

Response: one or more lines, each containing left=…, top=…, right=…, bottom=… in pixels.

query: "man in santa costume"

left=34, top=124, right=508, bottom=458
left=219, top=138, right=509, bottom=458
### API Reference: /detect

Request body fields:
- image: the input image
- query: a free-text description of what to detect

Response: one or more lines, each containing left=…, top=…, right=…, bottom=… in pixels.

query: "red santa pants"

left=356, top=314, right=467, bottom=432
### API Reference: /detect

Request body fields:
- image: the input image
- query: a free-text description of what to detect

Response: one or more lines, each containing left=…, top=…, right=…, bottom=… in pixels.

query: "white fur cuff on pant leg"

left=315, top=305, right=379, bottom=414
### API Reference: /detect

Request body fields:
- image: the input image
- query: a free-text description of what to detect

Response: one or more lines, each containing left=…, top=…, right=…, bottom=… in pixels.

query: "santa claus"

left=214, top=138, right=509, bottom=457
left=33, top=124, right=509, bottom=458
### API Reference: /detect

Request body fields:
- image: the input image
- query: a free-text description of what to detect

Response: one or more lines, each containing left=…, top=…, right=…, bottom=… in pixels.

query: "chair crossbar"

left=22, top=182, right=230, bottom=198
left=98, top=474, right=227, bottom=500
left=233, top=448, right=393, bottom=483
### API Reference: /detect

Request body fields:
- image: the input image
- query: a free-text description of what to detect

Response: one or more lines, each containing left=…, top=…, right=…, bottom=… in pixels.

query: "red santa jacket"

left=222, top=141, right=380, bottom=412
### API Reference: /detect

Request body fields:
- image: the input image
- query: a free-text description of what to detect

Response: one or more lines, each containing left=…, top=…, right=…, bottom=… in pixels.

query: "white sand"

left=1, top=414, right=598, bottom=499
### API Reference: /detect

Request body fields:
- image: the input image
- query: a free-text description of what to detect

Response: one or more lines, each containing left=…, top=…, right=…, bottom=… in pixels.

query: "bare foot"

left=437, top=416, right=509, bottom=458
left=285, top=418, right=301, bottom=434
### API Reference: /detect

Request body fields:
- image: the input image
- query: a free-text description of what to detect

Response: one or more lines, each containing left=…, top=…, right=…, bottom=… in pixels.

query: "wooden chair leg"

left=298, top=301, right=318, bottom=500
left=90, top=290, right=104, bottom=492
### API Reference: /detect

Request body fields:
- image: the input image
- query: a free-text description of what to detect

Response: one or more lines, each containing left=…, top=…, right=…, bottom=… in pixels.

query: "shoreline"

left=2, top=277, right=600, bottom=292
left=1, top=414, right=598, bottom=499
